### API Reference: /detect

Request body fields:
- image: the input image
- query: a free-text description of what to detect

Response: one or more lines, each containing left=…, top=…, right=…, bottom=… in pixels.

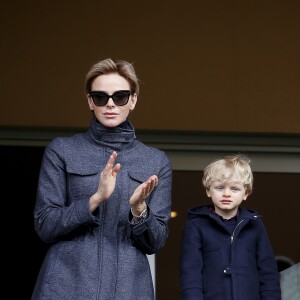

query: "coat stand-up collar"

left=88, top=117, right=136, bottom=152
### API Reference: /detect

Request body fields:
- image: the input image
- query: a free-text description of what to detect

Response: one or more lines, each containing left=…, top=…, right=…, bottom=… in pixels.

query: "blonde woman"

left=32, top=58, right=172, bottom=300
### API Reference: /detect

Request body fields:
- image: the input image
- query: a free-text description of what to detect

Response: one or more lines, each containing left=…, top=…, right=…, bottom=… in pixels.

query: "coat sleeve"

left=129, top=152, right=172, bottom=255
left=180, top=220, right=204, bottom=300
left=256, top=220, right=282, bottom=300
left=34, top=138, right=99, bottom=243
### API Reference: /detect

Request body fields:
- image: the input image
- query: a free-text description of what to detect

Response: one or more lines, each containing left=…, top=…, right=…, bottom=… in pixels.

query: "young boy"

left=179, top=154, right=281, bottom=300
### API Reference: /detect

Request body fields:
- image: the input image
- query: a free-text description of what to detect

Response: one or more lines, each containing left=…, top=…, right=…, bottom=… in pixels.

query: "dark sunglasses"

left=89, top=90, right=131, bottom=106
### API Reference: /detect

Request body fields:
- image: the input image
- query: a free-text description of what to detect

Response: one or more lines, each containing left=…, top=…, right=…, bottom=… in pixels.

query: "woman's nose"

left=106, top=98, right=115, bottom=107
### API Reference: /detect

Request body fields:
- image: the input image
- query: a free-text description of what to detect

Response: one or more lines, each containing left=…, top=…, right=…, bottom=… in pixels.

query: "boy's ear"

left=243, top=193, right=249, bottom=201
left=206, top=188, right=211, bottom=197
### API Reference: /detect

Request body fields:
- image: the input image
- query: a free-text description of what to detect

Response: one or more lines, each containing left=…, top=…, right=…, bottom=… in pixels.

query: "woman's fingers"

left=145, top=175, right=158, bottom=193
left=129, top=175, right=158, bottom=206
left=112, top=163, right=121, bottom=176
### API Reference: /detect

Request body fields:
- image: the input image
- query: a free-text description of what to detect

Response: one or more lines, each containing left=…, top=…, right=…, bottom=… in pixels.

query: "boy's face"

left=206, top=179, right=248, bottom=218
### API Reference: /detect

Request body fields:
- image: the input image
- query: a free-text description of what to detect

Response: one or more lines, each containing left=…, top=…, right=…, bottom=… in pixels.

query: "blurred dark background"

left=1, top=1, right=300, bottom=299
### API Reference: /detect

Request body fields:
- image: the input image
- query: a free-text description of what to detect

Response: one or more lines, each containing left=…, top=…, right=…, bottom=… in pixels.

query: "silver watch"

left=132, top=205, right=148, bottom=220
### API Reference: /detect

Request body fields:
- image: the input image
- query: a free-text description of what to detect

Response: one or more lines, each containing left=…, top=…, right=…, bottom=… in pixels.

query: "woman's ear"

left=129, top=93, right=137, bottom=111
left=87, top=94, right=94, bottom=111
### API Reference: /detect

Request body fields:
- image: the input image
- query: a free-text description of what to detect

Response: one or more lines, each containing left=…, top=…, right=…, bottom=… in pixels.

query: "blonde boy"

left=180, top=154, right=281, bottom=300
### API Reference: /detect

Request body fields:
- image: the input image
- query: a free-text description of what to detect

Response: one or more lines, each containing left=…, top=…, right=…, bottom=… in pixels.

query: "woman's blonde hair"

left=84, top=58, right=139, bottom=95
left=202, top=154, right=253, bottom=195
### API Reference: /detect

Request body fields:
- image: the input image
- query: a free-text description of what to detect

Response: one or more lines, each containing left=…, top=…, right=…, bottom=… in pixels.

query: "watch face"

left=141, top=209, right=147, bottom=218
left=138, top=206, right=148, bottom=219
left=131, top=206, right=147, bottom=220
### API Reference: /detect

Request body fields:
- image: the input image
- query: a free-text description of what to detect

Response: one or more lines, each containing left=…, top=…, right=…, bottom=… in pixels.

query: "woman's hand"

left=129, top=175, right=158, bottom=215
left=89, top=151, right=121, bottom=212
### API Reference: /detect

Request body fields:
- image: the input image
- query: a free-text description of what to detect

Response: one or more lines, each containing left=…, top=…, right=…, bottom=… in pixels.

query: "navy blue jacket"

left=180, top=205, right=281, bottom=300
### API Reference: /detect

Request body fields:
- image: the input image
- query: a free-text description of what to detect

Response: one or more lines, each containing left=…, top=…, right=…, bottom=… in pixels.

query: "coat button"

left=224, top=267, right=231, bottom=275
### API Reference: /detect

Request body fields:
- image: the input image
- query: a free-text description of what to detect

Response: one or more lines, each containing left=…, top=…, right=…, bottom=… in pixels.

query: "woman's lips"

left=104, top=112, right=117, bottom=115
left=104, top=112, right=118, bottom=118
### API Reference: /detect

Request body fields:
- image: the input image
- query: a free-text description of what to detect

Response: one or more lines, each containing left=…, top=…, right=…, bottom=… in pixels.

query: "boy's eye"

left=215, top=186, right=223, bottom=190
left=231, top=186, right=243, bottom=192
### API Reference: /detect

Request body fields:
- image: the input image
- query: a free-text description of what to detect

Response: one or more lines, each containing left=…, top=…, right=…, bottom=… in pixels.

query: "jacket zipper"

left=230, top=219, right=244, bottom=244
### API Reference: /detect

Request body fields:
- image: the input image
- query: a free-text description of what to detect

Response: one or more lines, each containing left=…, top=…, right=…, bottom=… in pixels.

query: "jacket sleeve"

left=128, top=153, right=172, bottom=255
left=256, top=220, right=282, bottom=300
left=180, top=220, right=204, bottom=300
left=34, top=138, right=100, bottom=243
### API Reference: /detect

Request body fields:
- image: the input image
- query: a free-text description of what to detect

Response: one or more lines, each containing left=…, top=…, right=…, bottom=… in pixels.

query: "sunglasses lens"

left=90, top=90, right=131, bottom=106
left=112, top=91, right=130, bottom=106
left=91, top=92, right=109, bottom=106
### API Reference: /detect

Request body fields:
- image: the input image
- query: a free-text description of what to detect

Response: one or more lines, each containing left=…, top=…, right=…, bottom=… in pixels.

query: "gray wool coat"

left=32, top=118, right=172, bottom=300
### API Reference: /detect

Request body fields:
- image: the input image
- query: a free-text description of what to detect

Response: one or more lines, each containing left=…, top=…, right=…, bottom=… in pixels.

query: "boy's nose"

left=223, top=188, right=231, bottom=196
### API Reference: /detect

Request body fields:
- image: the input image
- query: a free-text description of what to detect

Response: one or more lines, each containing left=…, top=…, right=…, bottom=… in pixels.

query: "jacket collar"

left=188, top=205, right=260, bottom=221
left=87, top=117, right=136, bottom=152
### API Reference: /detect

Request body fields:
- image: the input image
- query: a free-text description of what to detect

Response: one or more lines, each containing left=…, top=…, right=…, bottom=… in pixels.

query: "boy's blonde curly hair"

left=202, top=154, right=253, bottom=195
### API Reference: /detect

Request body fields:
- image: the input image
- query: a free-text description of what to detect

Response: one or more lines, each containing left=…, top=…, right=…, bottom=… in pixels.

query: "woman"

left=32, top=58, right=172, bottom=300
